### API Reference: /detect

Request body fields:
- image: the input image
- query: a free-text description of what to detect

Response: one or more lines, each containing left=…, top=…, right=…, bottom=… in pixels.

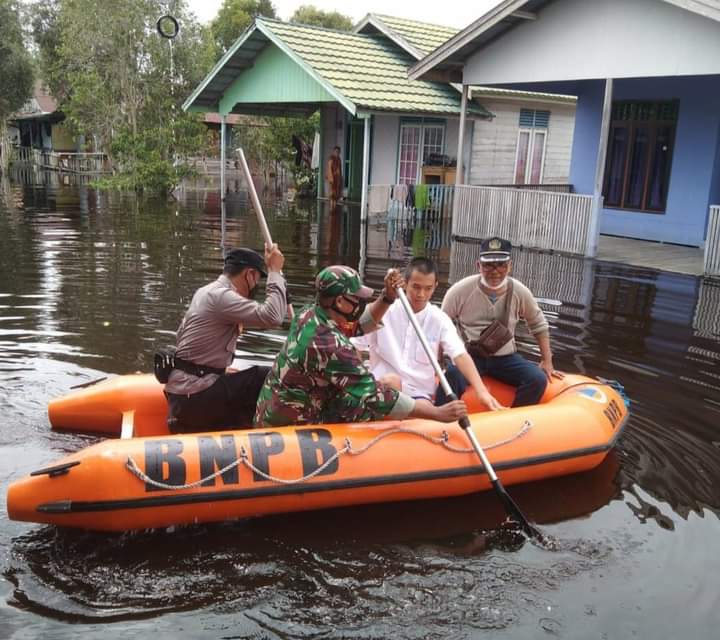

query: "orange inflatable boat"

left=8, top=373, right=628, bottom=532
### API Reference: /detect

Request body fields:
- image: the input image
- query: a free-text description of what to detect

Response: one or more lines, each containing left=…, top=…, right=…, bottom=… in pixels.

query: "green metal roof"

left=368, top=14, right=459, bottom=57
left=354, top=14, right=576, bottom=104
left=184, top=17, right=490, bottom=118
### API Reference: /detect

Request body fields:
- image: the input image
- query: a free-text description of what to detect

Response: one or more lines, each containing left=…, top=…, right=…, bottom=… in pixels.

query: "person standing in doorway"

left=326, top=145, right=343, bottom=204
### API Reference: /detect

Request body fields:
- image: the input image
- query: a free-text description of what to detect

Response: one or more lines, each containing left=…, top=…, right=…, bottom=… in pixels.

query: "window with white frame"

left=397, top=121, right=445, bottom=184
left=514, top=109, right=550, bottom=184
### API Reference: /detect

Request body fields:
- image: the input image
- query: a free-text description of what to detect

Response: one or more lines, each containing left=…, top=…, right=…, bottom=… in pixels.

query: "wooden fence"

left=452, top=185, right=594, bottom=255
left=11, top=146, right=107, bottom=174
left=704, top=205, right=720, bottom=276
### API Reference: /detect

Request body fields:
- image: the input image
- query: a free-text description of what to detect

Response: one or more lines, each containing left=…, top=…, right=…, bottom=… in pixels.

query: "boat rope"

left=125, top=420, right=533, bottom=491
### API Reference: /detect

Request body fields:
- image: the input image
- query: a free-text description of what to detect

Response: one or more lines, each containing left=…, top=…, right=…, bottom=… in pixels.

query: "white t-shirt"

left=352, top=301, right=466, bottom=399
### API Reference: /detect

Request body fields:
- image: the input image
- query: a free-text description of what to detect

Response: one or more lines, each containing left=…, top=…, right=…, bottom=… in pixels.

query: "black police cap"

left=478, top=237, right=512, bottom=262
left=224, top=248, right=267, bottom=277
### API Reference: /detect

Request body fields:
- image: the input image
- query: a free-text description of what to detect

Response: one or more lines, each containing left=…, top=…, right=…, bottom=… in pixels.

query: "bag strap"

left=501, top=278, right=514, bottom=327
left=452, top=276, right=513, bottom=343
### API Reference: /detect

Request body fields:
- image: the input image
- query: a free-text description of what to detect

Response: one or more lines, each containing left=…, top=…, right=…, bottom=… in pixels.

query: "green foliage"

left=238, top=113, right=319, bottom=195
left=0, top=0, right=34, bottom=120
left=29, top=0, right=63, bottom=99
left=292, top=164, right=317, bottom=198
left=0, top=0, right=34, bottom=172
left=31, top=0, right=215, bottom=194
left=289, top=5, right=353, bottom=31
left=211, top=0, right=276, bottom=54
left=96, top=113, right=206, bottom=195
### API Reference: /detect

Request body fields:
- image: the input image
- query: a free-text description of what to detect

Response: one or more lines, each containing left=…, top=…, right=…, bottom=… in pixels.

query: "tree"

left=211, top=0, right=276, bottom=55
left=30, top=0, right=64, bottom=100
left=238, top=113, right=320, bottom=197
left=31, top=0, right=216, bottom=195
left=0, top=0, right=34, bottom=173
left=289, top=5, right=353, bottom=31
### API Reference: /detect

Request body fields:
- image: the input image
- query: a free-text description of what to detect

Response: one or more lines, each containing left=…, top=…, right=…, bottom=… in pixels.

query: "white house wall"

left=446, top=118, right=467, bottom=175
left=368, top=113, right=465, bottom=184
left=463, top=0, right=720, bottom=85
left=468, top=98, right=575, bottom=185
left=370, top=114, right=399, bottom=184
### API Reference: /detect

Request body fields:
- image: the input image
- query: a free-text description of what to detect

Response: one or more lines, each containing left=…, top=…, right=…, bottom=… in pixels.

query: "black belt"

left=173, top=357, right=226, bottom=378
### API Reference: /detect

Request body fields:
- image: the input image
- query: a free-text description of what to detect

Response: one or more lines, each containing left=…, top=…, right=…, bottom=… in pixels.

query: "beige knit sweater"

left=441, top=276, right=548, bottom=356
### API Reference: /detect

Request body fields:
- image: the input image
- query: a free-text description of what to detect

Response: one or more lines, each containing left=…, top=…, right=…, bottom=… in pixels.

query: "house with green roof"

left=183, top=14, right=576, bottom=212
left=355, top=14, right=577, bottom=189
left=183, top=16, right=488, bottom=211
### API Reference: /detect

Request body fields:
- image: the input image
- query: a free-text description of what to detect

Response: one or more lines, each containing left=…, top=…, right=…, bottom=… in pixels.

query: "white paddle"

left=396, top=286, right=542, bottom=539
left=237, top=148, right=294, bottom=319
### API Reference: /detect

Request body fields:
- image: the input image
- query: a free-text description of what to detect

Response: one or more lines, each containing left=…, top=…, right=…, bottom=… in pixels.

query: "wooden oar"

left=396, top=287, right=543, bottom=540
left=237, top=148, right=294, bottom=319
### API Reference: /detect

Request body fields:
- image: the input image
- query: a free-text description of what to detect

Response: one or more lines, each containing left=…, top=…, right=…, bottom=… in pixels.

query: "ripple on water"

left=3, top=181, right=720, bottom=637
left=4, top=516, right=620, bottom=636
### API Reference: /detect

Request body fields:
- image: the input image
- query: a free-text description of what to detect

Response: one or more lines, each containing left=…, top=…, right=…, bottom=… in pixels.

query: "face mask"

left=245, top=271, right=259, bottom=299
left=333, top=296, right=367, bottom=323
left=480, top=275, right=508, bottom=290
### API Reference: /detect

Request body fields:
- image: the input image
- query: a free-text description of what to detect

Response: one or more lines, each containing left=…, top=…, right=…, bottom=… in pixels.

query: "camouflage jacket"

left=254, top=304, right=414, bottom=426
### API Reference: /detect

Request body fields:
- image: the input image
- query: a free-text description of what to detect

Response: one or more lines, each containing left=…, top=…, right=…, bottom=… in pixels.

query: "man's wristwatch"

left=381, top=293, right=395, bottom=304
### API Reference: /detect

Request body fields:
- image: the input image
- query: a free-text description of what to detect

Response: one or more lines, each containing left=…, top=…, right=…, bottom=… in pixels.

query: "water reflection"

left=2, top=177, right=720, bottom=636
left=365, top=211, right=720, bottom=523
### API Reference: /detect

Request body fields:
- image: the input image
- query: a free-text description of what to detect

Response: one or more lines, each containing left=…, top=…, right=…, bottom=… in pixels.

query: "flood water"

left=1, top=170, right=719, bottom=638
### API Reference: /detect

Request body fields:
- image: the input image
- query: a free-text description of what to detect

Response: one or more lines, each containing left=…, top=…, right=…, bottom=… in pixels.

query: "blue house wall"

left=572, top=76, right=720, bottom=246
left=567, top=79, right=604, bottom=196
left=710, top=122, right=720, bottom=208
left=498, top=75, right=720, bottom=246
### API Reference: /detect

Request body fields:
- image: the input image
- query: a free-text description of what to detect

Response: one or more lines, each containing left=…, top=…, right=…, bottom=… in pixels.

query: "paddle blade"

left=491, top=478, right=544, bottom=540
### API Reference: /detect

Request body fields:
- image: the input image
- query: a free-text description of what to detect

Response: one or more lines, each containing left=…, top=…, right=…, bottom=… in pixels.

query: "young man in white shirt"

left=353, top=258, right=502, bottom=410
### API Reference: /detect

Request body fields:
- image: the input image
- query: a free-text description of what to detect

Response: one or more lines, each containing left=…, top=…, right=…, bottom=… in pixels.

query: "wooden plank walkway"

left=596, top=235, right=704, bottom=276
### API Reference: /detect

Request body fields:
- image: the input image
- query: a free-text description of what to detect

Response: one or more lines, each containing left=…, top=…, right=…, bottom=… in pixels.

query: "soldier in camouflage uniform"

left=254, top=265, right=467, bottom=427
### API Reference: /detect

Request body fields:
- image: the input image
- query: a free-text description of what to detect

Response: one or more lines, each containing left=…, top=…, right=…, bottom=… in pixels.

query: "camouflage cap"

left=315, top=265, right=374, bottom=299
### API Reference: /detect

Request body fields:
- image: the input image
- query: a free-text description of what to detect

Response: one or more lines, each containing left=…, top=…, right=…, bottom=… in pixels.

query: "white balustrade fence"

left=704, top=205, right=720, bottom=276
left=11, top=146, right=107, bottom=174
left=452, top=185, right=595, bottom=256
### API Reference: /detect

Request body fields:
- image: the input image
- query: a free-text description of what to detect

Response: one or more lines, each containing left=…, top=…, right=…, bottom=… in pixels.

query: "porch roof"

left=12, top=80, right=61, bottom=121
left=183, top=18, right=490, bottom=119
left=408, top=0, right=720, bottom=83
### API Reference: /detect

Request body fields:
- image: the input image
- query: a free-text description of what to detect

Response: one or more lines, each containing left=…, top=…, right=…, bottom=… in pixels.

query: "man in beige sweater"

left=438, top=237, right=555, bottom=407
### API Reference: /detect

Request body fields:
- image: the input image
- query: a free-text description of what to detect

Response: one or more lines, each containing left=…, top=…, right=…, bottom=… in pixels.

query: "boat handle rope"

left=125, top=420, right=533, bottom=491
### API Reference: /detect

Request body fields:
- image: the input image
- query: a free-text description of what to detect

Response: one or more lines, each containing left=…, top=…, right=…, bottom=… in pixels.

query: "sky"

left=186, top=0, right=503, bottom=29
